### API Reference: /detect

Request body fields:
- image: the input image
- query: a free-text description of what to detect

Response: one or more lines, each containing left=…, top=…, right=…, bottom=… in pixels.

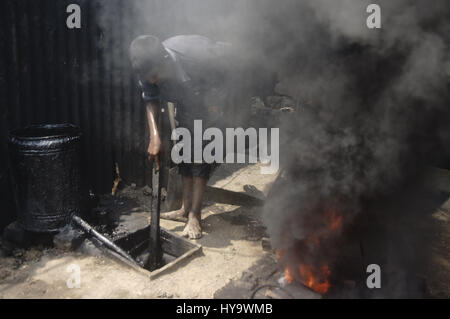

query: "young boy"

left=129, top=35, right=229, bottom=239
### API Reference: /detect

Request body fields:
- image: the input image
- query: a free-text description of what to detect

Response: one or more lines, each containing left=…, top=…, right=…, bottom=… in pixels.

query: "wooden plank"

left=205, top=186, right=265, bottom=207
left=149, top=245, right=202, bottom=279
left=161, top=228, right=197, bottom=257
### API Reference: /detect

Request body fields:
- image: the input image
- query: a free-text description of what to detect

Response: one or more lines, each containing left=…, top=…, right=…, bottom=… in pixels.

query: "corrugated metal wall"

left=0, top=0, right=15, bottom=229
left=0, top=0, right=152, bottom=200
left=0, top=0, right=256, bottom=228
left=0, top=0, right=252, bottom=192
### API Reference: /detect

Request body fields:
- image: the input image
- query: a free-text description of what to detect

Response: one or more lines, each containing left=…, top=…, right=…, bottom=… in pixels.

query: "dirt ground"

left=0, top=165, right=449, bottom=299
left=0, top=163, right=278, bottom=299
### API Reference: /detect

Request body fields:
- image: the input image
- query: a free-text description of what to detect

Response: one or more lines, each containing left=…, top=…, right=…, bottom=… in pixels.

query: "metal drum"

left=9, top=124, right=82, bottom=232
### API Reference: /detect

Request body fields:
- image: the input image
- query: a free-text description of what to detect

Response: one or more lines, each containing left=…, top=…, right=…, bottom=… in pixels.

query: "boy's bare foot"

left=160, top=208, right=188, bottom=222
left=182, top=215, right=202, bottom=239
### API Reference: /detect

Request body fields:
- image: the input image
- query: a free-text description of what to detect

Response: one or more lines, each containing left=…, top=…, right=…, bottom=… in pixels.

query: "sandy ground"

left=0, top=165, right=449, bottom=299
left=0, top=163, right=278, bottom=299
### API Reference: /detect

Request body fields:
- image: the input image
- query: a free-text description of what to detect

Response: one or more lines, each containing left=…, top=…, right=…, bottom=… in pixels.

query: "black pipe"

left=72, top=215, right=139, bottom=267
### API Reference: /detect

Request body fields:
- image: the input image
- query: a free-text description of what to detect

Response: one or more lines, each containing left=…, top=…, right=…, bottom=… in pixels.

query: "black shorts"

left=178, top=162, right=218, bottom=180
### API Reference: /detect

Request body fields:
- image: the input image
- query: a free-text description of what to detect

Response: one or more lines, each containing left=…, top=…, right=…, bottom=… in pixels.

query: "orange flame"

left=298, top=264, right=331, bottom=294
left=284, top=268, right=294, bottom=284
left=277, top=207, right=343, bottom=295
left=282, top=264, right=331, bottom=294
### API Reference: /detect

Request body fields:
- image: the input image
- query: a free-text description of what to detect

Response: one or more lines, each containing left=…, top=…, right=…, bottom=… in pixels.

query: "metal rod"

left=72, top=215, right=139, bottom=266
left=146, top=164, right=163, bottom=271
left=145, top=105, right=165, bottom=271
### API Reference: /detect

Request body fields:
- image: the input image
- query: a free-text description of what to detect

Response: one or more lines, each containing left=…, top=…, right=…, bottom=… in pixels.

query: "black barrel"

left=8, top=124, right=82, bottom=232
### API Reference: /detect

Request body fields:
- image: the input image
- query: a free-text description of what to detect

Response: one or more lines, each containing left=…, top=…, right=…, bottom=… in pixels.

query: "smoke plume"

left=98, top=0, right=450, bottom=295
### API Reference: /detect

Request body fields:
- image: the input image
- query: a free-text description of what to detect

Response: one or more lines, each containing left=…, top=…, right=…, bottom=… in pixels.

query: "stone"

left=3, top=222, right=32, bottom=247
left=142, top=185, right=152, bottom=196
left=0, top=239, right=14, bottom=256
left=261, top=237, right=272, bottom=251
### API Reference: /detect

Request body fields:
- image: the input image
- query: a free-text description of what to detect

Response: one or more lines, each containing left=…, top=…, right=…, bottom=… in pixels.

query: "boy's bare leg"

left=160, top=176, right=193, bottom=222
left=182, top=176, right=207, bottom=239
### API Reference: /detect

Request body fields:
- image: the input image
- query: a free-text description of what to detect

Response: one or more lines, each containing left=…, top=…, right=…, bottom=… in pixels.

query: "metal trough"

left=108, top=226, right=202, bottom=279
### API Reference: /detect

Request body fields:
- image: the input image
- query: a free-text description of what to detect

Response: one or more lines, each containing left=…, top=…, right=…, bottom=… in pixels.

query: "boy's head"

left=129, top=35, right=168, bottom=83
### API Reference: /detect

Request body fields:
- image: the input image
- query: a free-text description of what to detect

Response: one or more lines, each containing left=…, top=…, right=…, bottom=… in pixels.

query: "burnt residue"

left=9, top=124, right=82, bottom=232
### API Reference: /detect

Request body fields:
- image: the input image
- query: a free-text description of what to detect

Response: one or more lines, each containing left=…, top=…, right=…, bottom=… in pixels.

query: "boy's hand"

left=148, top=140, right=161, bottom=171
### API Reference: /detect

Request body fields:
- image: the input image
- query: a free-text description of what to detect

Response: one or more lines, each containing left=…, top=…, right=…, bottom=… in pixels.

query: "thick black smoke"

left=98, top=0, right=450, bottom=294
left=256, top=0, right=450, bottom=296
left=258, top=0, right=450, bottom=246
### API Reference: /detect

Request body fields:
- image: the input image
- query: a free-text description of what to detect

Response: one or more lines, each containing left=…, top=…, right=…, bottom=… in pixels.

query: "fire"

left=280, top=263, right=331, bottom=294
left=298, top=264, right=331, bottom=294
left=284, top=268, right=294, bottom=284
left=276, top=205, right=343, bottom=295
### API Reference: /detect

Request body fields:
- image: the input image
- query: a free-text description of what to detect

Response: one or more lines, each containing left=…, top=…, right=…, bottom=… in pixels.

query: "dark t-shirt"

left=139, top=35, right=230, bottom=131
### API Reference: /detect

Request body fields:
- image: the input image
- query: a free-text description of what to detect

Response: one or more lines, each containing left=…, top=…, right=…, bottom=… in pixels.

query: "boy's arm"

left=146, top=101, right=161, bottom=170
